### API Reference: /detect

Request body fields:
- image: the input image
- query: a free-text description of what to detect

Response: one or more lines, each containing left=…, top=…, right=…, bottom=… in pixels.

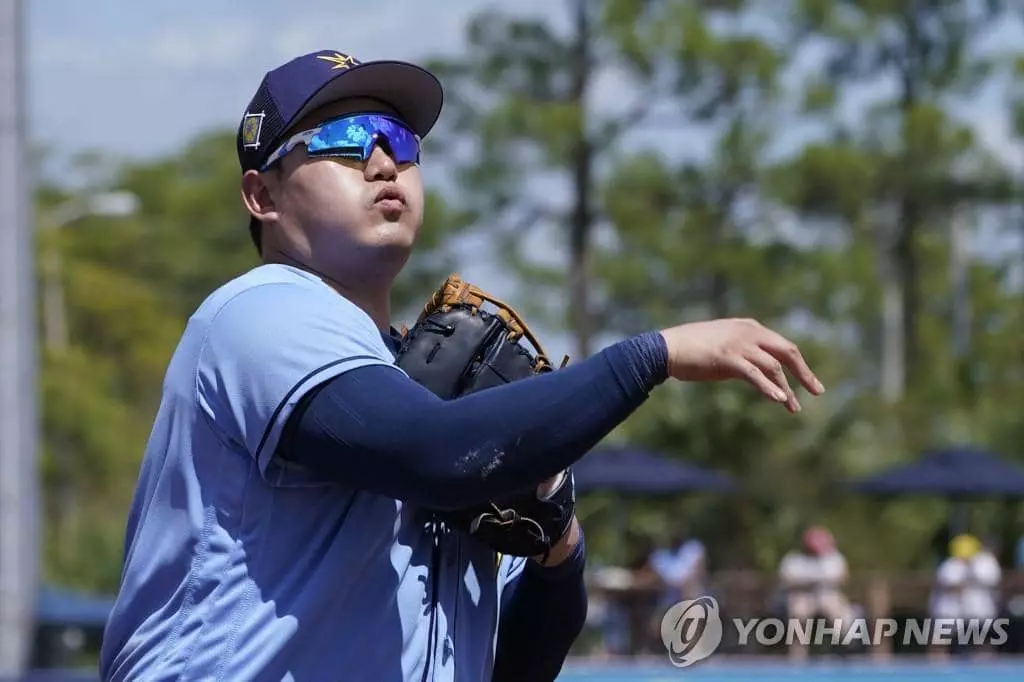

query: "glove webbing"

left=412, top=274, right=569, bottom=373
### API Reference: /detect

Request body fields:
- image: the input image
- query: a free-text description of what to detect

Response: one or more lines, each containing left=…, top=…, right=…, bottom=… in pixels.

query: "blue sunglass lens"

left=307, top=115, right=420, bottom=164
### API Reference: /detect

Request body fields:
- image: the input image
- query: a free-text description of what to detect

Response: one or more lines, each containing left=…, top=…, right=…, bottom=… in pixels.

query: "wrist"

left=532, top=517, right=581, bottom=568
left=636, top=331, right=670, bottom=385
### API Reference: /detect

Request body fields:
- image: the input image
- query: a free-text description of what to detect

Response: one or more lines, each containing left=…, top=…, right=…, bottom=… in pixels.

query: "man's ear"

left=241, top=170, right=278, bottom=224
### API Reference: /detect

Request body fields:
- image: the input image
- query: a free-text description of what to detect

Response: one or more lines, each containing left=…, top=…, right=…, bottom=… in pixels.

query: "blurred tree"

left=592, top=0, right=859, bottom=570
left=763, top=4, right=1024, bottom=551
left=427, top=0, right=1023, bottom=571
left=779, top=0, right=1022, bottom=408
left=765, top=1, right=1024, bottom=565
left=425, top=0, right=858, bottom=568
left=424, top=0, right=687, bottom=357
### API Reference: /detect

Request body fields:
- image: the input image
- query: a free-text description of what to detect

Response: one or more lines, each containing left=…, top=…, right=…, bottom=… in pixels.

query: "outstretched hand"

left=660, top=318, right=825, bottom=413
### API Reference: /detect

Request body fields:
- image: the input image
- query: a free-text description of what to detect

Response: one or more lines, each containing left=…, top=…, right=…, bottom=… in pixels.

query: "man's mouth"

left=373, top=186, right=406, bottom=211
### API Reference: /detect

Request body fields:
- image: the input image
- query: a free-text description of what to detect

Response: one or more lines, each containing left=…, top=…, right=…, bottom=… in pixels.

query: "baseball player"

left=99, top=49, right=824, bottom=682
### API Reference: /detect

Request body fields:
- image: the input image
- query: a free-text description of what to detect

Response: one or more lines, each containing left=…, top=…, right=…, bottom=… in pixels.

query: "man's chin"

left=371, top=222, right=419, bottom=252
left=313, top=223, right=418, bottom=271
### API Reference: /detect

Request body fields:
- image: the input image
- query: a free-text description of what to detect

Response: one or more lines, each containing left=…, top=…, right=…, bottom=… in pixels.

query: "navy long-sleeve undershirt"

left=492, top=534, right=589, bottom=681
left=276, top=332, right=669, bottom=508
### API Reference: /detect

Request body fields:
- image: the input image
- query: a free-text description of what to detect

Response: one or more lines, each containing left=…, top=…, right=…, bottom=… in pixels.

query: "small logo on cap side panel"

left=241, top=111, right=265, bottom=149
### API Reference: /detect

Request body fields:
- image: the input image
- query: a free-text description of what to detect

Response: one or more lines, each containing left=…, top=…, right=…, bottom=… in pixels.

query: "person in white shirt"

left=930, top=534, right=1002, bottom=621
left=928, top=534, right=1002, bottom=658
left=778, top=526, right=855, bottom=659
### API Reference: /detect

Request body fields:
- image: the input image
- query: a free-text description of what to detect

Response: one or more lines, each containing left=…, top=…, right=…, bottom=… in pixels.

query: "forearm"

left=279, top=333, right=668, bottom=508
left=493, top=529, right=588, bottom=682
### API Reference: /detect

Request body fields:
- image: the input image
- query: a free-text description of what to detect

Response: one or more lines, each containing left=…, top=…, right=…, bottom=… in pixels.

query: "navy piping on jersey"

left=253, top=354, right=382, bottom=463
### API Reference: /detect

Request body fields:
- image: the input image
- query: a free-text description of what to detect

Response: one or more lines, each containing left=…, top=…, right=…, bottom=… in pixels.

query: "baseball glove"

left=395, top=273, right=574, bottom=561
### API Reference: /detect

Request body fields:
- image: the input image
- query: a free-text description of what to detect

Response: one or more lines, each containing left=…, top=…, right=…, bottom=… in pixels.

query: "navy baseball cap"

left=237, top=49, right=444, bottom=249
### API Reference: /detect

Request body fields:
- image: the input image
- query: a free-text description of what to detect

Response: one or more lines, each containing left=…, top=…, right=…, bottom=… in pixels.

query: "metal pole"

left=0, top=0, right=40, bottom=674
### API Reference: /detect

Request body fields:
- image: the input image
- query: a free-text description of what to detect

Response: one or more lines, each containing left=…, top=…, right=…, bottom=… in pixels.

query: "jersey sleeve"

left=196, top=281, right=399, bottom=478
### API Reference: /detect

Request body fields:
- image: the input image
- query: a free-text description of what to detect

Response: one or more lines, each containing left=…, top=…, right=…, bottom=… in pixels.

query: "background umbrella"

left=573, top=445, right=736, bottom=565
left=845, top=444, right=1024, bottom=541
left=847, top=445, right=1024, bottom=498
left=573, top=445, right=736, bottom=495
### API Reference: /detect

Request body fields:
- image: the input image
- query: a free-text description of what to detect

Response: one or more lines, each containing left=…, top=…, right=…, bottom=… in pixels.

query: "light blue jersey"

left=100, top=264, right=520, bottom=681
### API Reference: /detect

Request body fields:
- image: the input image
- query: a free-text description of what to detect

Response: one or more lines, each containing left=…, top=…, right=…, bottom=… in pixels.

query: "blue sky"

left=27, top=1, right=1023, bottom=163
left=26, top=0, right=562, bottom=159
left=25, top=1, right=1024, bottom=358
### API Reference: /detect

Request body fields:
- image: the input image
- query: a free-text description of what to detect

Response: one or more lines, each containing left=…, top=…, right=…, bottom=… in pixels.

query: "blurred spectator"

left=928, top=534, right=1002, bottom=658
left=649, top=527, right=708, bottom=605
left=1015, top=533, right=1024, bottom=569
left=929, top=534, right=1001, bottom=622
left=778, top=526, right=855, bottom=659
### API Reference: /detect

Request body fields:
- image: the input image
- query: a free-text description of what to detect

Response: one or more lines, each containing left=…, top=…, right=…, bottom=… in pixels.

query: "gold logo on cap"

left=241, top=111, right=265, bottom=149
left=316, top=52, right=361, bottom=70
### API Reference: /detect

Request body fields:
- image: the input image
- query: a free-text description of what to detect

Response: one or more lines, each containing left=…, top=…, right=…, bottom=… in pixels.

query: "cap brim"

left=288, top=60, right=443, bottom=139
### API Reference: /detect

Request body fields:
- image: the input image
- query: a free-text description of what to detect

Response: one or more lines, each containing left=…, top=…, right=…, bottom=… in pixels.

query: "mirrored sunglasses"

left=260, top=113, right=421, bottom=171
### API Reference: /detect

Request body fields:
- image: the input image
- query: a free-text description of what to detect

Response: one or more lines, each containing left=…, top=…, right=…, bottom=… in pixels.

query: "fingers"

left=756, top=327, right=825, bottom=396
left=748, top=347, right=800, bottom=413
left=663, top=318, right=825, bottom=411
left=739, top=359, right=790, bottom=406
left=733, top=319, right=824, bottom=411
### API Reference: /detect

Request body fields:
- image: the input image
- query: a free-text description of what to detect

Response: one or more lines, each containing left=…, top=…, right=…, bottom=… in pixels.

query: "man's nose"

left=364, top=144, right=398, bottom=181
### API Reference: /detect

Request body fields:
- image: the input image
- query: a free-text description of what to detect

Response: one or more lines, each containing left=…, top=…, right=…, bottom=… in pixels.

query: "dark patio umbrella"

left=573, top=445, right=736, bottom=495
left=847, top=445, right=1024, bottom=498
left=846, top=445, right=1024, bottom=538
left=573, top=446, right=735, bottom=566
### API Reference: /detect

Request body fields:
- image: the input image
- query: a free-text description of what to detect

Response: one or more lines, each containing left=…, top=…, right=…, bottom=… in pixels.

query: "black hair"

left=249, top=218, right=262, bottom=255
